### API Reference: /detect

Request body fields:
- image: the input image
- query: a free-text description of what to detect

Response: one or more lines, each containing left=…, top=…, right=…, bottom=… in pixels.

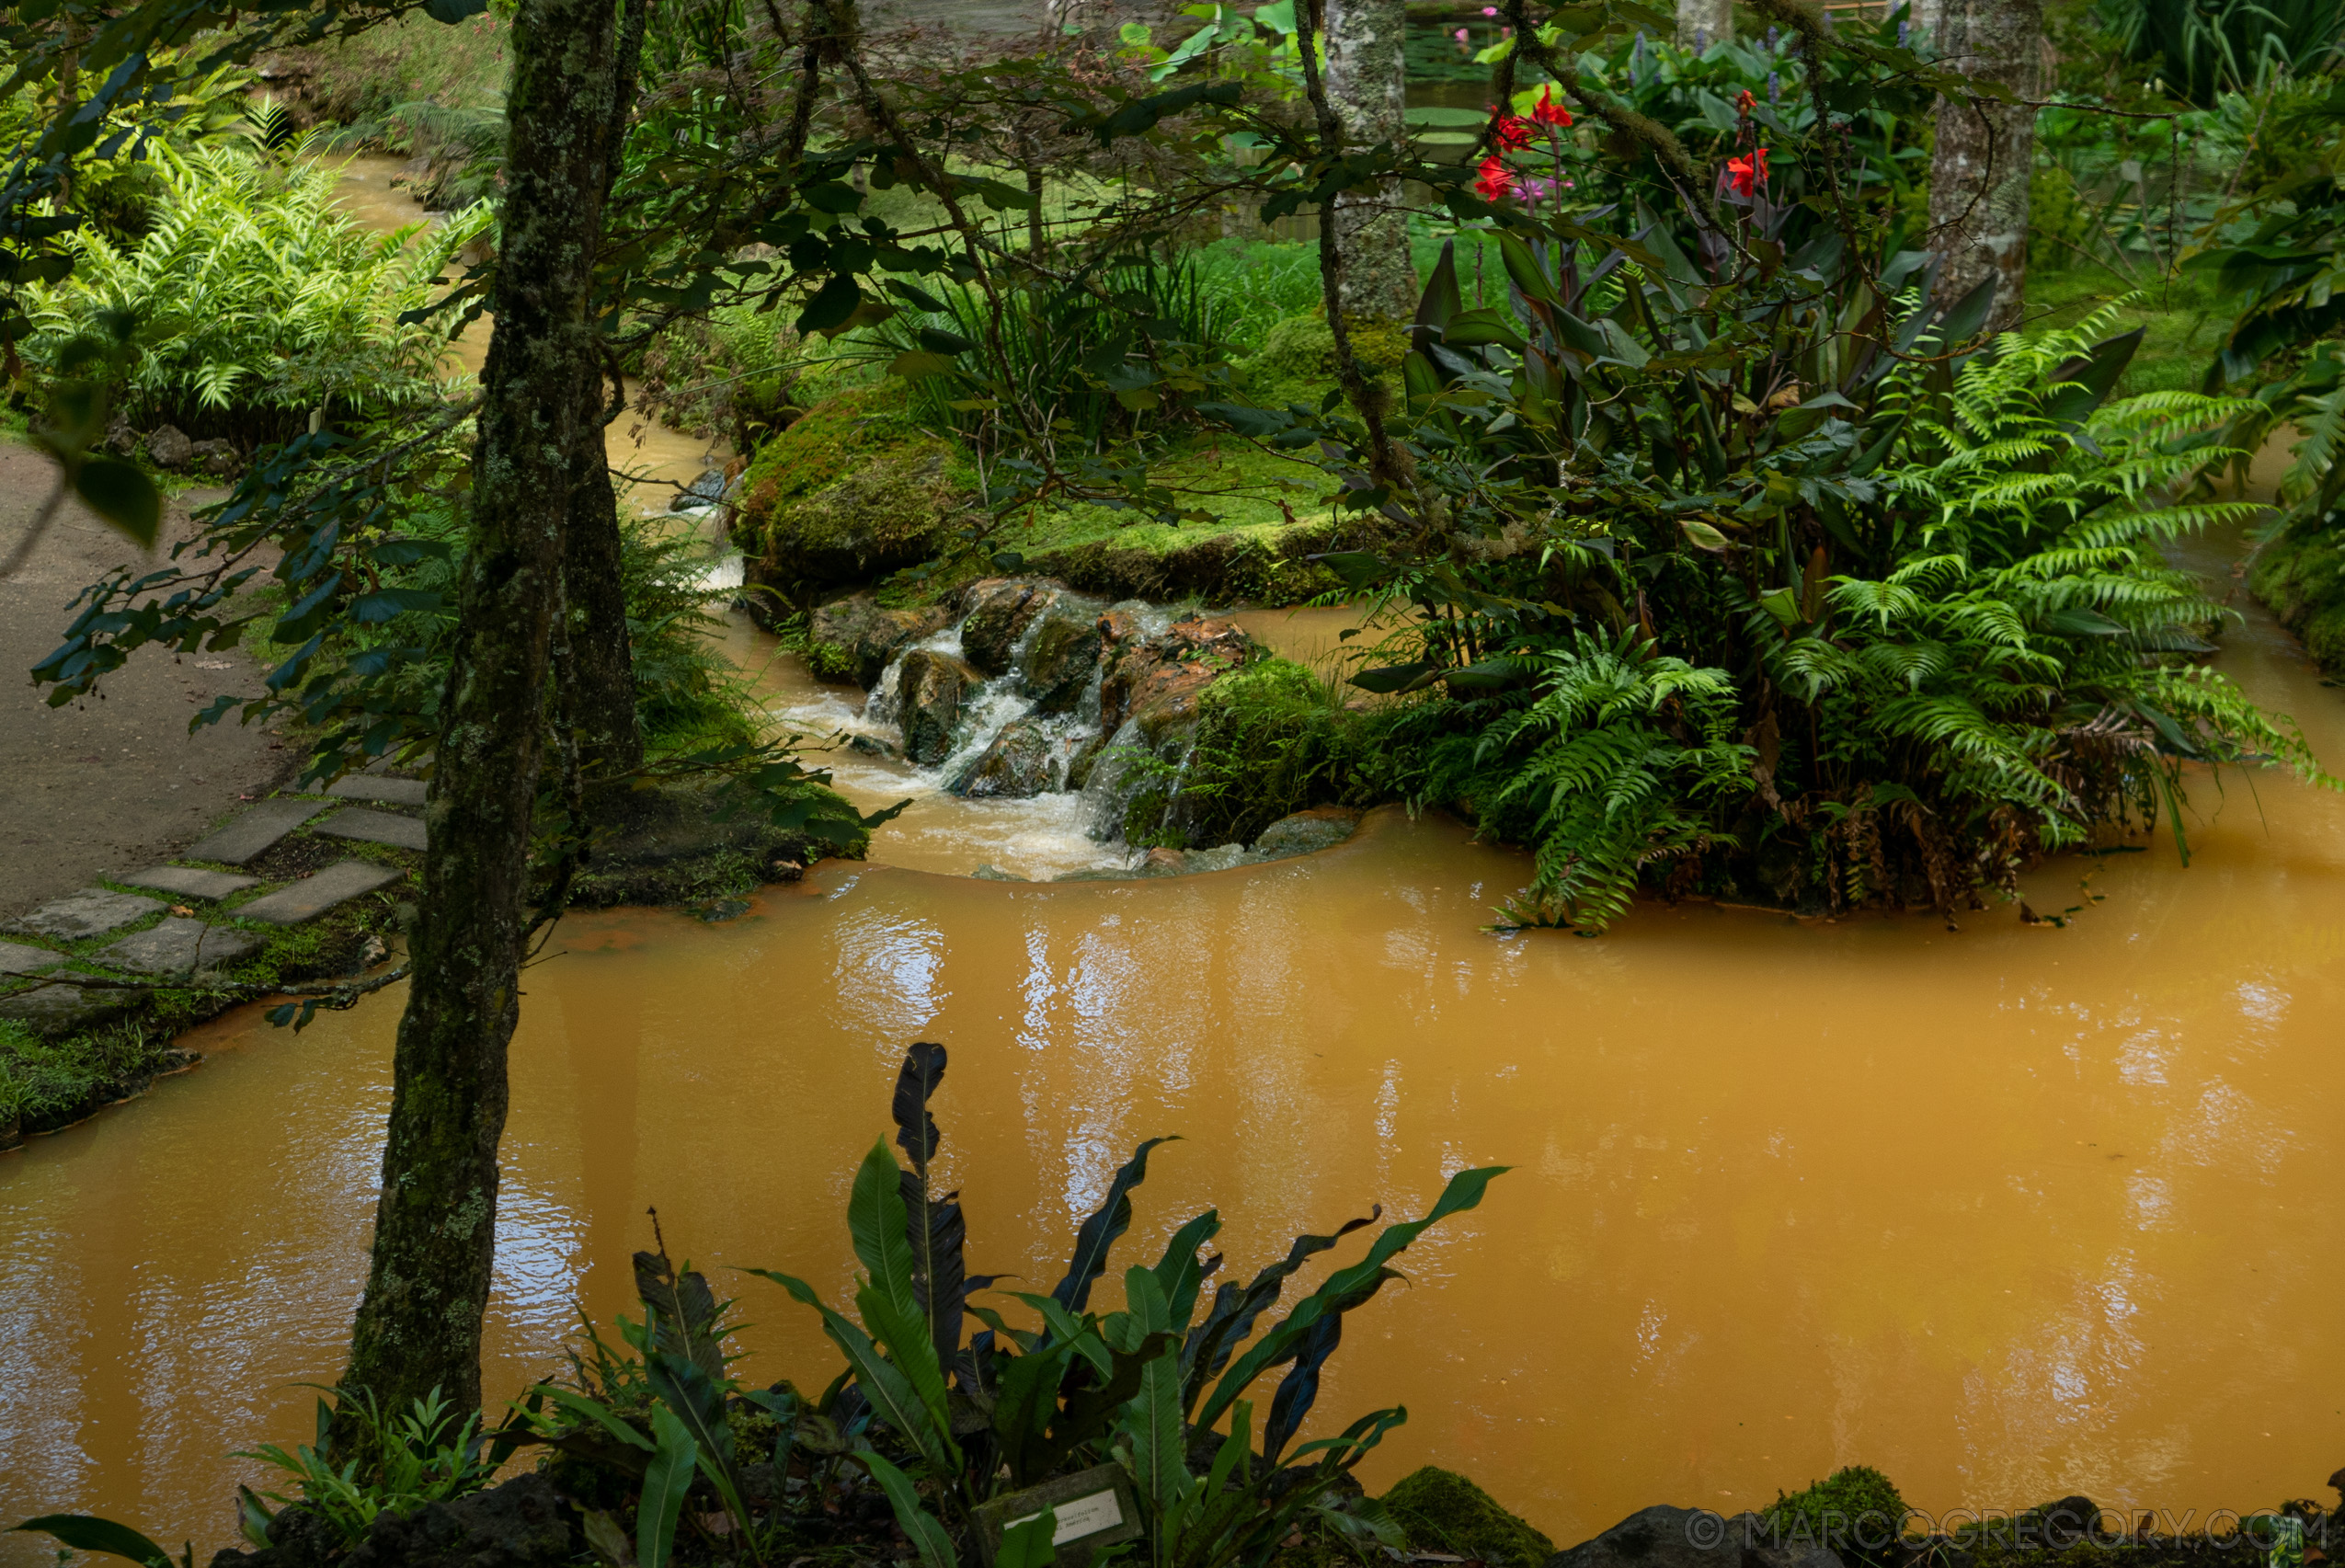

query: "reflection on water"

left=5, top=547, right=2342, bottom=1561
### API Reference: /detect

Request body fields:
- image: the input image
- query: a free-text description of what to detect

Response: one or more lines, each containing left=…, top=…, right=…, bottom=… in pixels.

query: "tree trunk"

left=339, top=0, right=629, bottom=1427
left=1926, top=0, right=2041, bottom=332
left=563, top=387, right=646, bottom=795
left=1321, top=0, right=1418, bottom=321
left=1676, top=0, right=1731, bottom=48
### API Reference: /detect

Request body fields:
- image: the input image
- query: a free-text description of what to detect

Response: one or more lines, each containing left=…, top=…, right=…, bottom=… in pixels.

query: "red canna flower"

left=1724, top=145, right=1770, bottom=196
left=1475, top=155, right=1516, bottom=201
left=1531, top=85, right=1573, bottom=128
left=1490, top=112, right=1536, bottom=151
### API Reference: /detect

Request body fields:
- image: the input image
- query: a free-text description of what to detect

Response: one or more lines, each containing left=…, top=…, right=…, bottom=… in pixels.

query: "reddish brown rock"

left=1097, top=612, right=1256, bottom=739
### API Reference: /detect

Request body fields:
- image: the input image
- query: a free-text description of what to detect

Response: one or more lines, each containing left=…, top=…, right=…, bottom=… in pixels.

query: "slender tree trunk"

left=1321, top=0, right=1418, bottom=321
left=339, top=0, right=629, bottom=1426
left=1926, top=0, right=2041, bottom=332
left=1676, top=0, right=1731, bottom=48
left=563, top=374, right=646, bottom=793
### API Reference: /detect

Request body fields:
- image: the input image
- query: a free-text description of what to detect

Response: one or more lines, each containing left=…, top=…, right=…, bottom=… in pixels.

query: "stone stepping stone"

left=99, top=917, right=259, bottom=977
left=236, top=860, right=404, bottom=925
left=0, top=940, right=66, bottom=977
left=121, top=865, right=260, bottom=902
left=0, top=981, right=141, bottom=1038
left=3, top=887, right=166, bottom=940
left=307, top=775, right=429, bottom=807
left=184, top=797, right=331, bottom=866
left=315, top=807, right=427, bottom=853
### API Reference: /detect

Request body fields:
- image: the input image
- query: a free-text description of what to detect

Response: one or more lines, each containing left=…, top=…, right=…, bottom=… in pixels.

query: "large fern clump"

left=1363, top=279, right=2331, bottom=930
left=18, top=136, right=489, bottom=442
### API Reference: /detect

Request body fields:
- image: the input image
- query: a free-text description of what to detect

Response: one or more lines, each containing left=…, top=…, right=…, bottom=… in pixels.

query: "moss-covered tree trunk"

left=339, top=0, right=628, bottom=1425
left=1927, top=0, right=2041, bottom=331
left=1321, top=0, right=1417, bottom=321
left=563, top=391, right=646, bottom=793
left=1676, top=0, right=1731, bottom=46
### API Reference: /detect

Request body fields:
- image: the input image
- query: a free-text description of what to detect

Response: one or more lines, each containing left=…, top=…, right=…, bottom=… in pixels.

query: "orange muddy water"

left=6, top=528, right=2343, bottom=1560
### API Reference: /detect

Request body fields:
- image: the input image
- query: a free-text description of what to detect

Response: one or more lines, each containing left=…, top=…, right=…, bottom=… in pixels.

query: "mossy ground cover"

left=2249, top=521, right=2345, bottom=677
left=2022, top=263, right=2232, bottom=397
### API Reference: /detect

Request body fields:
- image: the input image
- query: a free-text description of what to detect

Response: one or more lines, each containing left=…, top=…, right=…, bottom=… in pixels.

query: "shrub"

left=1137, top=656, right=1373, bottom=848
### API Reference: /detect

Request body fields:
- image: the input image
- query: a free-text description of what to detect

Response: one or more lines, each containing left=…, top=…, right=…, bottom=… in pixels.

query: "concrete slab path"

left=120, top=865, right=259, bottom=901
left=236, top=860, right=403, bottom=925
left=4, top=888, right=166, bottom=940
left=315, top=807, right=428, bottom=853
left=100, top=918, right=259, bottom=976
left=183, top=797, right=331, bottom=866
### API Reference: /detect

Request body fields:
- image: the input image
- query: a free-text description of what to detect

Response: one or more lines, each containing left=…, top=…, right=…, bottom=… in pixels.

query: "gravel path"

left=0, top=441, right=293, bottom=920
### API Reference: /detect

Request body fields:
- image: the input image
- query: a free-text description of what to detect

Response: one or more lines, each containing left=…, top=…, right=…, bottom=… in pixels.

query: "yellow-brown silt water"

left=3, top=414, right=2341, bottom=1552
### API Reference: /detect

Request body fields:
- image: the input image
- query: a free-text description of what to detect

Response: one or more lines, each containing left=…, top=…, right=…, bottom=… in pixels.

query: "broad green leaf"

left=11, top=1516, right=176, bottom=1568
left=636, top=1404, right=698, bottom=1568
left=996, top=1511, right=1059, bottom=1568
left=528, top=1385, right=655, bottom=1451
left=749, top=1268, right=959, bottom=1473
left=797, top=273, right=863, bottom=336
left=1680, top=520, right=1731, bottom=553
left=859, top=1451, right=958, bottom=1568
left=71, top=457, right=160, bottom=549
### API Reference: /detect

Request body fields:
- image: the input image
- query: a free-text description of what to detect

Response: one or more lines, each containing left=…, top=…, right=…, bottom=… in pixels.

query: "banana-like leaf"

left=847, top=1139, right=954, bottom=1432
left=750, top=1268, right=961, bottom=1474
left=1178, top=1207, right=1378, bottom=1415
left=1197, top=1168, right=1505, bottom=1430
left=1123, top=1334, right=1188, bottom=1523
left=2043, top=328, right=2144, bottom=429
left=645, top=1349, right=753, bottom=1535
left=859, top=1450, right=959, bottom=1568
left=636, top=1404, right=699, bottom=1568
left=11, top=1516, right=178, bottom=1568
left=634, top=1252, right=727, bottom=1383
left=1049, top=1137, right=1177, bottom=1312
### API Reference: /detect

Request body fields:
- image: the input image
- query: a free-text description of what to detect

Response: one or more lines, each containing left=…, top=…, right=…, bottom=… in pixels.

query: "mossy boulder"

left=808, top=593, right=953, bottom=688
left=2248, top=521, right=2345, bottom=676
left=960, top=578, right=1060, bottom=676
left=734, top=384, right=974, bottom=608
left=1381, top=1466, right=1553, bottom=1568
left=1024, top=607, right=1104, bottom=713
left=1764, top=1466, right=1908, bottom=1566
left=1239, top=313, right=1413, bottom=412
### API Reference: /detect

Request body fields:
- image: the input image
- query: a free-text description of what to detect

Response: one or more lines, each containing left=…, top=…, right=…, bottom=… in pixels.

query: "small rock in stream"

left=960, top=578, right=1058, bottom=676
left=958, top=715, right=1057, bottom=798
left=1254, top=806, right=1361, bottom=859
left=896, top=647, right=982, bottom=765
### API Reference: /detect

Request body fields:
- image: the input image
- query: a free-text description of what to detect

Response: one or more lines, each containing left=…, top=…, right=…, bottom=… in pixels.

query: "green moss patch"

left=1381, top=1466, right=1554, bottom=1568
left=2249, top=521, right=2345, bottom=676
left=1765, top=1465, right=1909, bottom=1566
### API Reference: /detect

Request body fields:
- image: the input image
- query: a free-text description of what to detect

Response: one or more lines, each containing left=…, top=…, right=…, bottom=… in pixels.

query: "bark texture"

left=1676, top=0, right=1732, bottom=47
left=1321, top=0, right=1418, bottom=322
left=1926, top=0, right=2041, bottom=332
left=339, top=0, right=628, bottom=1424
left=563, top=376, right=646, bottom=793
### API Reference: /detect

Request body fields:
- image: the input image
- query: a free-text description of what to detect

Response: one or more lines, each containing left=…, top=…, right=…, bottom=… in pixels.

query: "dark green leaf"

left=11, top=1516, right=175, bottom=1568
left=797, top=273, right=863, bottom=336
left=71, top=458, right=160, bottom=548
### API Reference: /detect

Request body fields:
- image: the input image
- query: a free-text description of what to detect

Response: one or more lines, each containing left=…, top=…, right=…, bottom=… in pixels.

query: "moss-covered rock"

left=560, top=777, right=866, bottom=909
left=895, top=647, right=982, bottom=764
left=1765, top=1465, right=1909, bottom=1566
left=1238, top=313, right=1413, bottom=412
left=1024, top=607, right=1104, bottom=713
left=808, top=593, right=954, bottom=687
left=2248, top=521, right=2345, bottom=676
left=734, top=384, right=976, bottom=609
left=960, top=578, right=1059, bottom=676
left=1381, top=1466, right=1553, bottom=1568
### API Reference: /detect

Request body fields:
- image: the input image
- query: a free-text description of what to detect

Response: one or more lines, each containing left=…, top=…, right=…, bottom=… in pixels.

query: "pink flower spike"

left=1482, top=6, right=1497, bottom=12
left=1455, top=26, right=1468, bottom=39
